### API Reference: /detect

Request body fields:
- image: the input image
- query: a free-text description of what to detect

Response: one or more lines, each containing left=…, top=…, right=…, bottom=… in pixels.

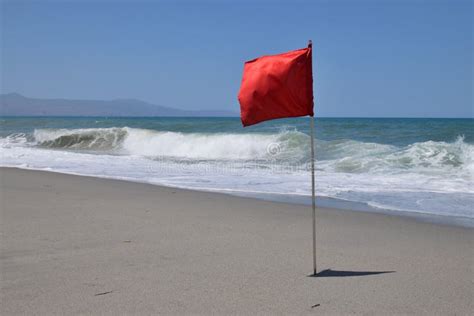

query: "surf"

left=1, top=120, right=472, bottom=224
left=9, top=127, right=472, bottom=175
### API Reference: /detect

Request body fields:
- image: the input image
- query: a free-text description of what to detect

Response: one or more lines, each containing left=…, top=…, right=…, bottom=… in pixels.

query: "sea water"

left=1, top=117, right=472, bottom=226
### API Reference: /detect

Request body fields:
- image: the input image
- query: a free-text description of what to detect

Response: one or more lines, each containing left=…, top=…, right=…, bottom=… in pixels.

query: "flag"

left=238, top=43, right=314, bottom=127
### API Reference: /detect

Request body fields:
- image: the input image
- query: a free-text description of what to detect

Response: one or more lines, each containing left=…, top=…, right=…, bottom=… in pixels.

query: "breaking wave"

left=32, top=127, right=309, bottom=160
left=27, top=127, right=474, bottom=176
left=319, top=136, right=473, bottom=176
left=34, top=128, right=128, bottom=150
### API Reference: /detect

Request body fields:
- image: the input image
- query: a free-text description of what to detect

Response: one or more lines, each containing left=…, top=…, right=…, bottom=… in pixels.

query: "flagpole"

left=310, top=115, right=317, bottom=276
left=308, top=39, right=317, bottom=276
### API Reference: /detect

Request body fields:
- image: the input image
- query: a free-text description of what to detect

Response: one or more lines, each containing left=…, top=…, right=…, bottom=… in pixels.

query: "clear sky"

left=1, top=0, right=472, bottom=117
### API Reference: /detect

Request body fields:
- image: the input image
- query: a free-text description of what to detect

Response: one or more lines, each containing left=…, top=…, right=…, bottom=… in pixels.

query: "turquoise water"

left=1, top=117, right=473, bottom=225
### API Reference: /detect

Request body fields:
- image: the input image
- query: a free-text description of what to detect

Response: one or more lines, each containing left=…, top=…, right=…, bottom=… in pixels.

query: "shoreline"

left=228, top=189, right=474, bottom=229
left=1, top=167, right=473, bottom=314
left=2, top=166, right=473, bottom=228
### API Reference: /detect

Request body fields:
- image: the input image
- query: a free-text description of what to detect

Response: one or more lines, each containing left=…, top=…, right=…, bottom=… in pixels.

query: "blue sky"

left=1, top=0, right=472, bottom=117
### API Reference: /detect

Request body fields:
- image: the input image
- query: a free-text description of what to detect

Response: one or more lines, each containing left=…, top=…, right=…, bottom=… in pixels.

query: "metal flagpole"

left=310, top=115, right=317, bottom=276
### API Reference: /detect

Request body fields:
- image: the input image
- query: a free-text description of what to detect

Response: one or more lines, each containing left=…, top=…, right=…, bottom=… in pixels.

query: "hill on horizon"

left=0, top=93, right=238, bottom=117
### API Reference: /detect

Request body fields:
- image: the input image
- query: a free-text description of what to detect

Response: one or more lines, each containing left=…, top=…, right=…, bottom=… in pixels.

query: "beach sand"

left=1, top=167, right=472, bottom=315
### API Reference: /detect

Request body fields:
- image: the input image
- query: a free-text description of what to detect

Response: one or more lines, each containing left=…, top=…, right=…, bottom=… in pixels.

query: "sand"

left=1, top=167, right=472, bottom=315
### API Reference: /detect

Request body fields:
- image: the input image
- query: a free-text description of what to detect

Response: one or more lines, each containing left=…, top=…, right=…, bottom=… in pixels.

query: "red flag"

left=238, top=43, right=314, bottom=127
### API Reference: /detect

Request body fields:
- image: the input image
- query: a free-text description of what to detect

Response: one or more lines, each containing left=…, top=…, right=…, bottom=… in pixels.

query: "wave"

left=34, top=128, right=127, bottom=150
left=3, top=127, right=472, bottom=176
left=122, top=128, right=308, bottom=160
left=319, top=136, right=473, bottom=175
left=32, top=127, right=309, bottom=160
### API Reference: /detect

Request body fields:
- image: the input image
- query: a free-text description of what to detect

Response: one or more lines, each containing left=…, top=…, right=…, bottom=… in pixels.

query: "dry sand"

left=1, top=167, right=472, bottom=315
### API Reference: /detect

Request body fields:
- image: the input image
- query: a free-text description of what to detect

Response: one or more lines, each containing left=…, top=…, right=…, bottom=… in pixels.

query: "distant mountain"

left=0, top=93, right=238, bottom=117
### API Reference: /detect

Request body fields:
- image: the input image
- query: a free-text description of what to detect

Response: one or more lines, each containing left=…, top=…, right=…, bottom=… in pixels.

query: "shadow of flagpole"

left=309, top=269, right=395, bottom=278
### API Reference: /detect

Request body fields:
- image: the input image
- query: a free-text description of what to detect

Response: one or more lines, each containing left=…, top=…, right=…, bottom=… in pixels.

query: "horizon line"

left=0, top=115, right=472, bottom=119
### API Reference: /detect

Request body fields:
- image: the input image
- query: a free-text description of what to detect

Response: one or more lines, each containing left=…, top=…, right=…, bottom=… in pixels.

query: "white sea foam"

left=122, top=128, right=288, bottom=160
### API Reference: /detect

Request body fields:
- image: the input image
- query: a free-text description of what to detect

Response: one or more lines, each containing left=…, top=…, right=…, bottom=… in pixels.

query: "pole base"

left=308, top=271, right=318, bottom=278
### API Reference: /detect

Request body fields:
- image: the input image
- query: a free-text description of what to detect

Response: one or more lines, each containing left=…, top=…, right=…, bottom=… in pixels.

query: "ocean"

left=1, top=117, right=473, bottom=226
